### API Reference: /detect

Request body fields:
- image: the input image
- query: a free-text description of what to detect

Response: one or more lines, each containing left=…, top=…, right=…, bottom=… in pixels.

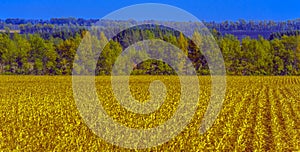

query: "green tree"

left=13, top=33, right=31, bottom=74
left=177, top=32, right=188, bottom=74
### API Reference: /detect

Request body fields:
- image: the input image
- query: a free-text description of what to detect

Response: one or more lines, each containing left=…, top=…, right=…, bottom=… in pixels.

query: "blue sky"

left=0, top=0, right=300, bottom=22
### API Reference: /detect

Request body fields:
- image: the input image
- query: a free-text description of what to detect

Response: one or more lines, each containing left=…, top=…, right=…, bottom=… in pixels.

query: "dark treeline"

left=2, top=18, right=300, bottom=31
left=270, top=30, right=300, bottom=40
left=1, top=23, right=300, bottom=76
left=1, top=18, right=300, bottom=40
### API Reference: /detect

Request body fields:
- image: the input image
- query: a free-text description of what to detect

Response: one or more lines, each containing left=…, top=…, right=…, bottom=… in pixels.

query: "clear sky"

left=0, top=0, right=300, bottom=22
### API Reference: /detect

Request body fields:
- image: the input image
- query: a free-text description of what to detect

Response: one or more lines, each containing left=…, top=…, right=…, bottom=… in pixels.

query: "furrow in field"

left=216, top=85, right=253, bottom=150
left=233, top=84, right=261, bottom=151
left=252, top=85, right=275, bottom=151
left=201, top=78, right=251, bottom=150
left=261, top=86, right=275, bottom=151
left=278, top=88, right=300, bottom=151
left=269, top=87, right=291, bottom=151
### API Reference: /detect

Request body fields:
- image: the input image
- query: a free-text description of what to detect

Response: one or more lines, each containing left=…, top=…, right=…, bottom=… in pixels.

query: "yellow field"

left=0, top=76, right=299, bottom=151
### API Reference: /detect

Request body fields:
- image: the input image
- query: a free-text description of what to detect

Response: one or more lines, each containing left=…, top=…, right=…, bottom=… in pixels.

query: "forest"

left=0, top=18, right=300, bottom=75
